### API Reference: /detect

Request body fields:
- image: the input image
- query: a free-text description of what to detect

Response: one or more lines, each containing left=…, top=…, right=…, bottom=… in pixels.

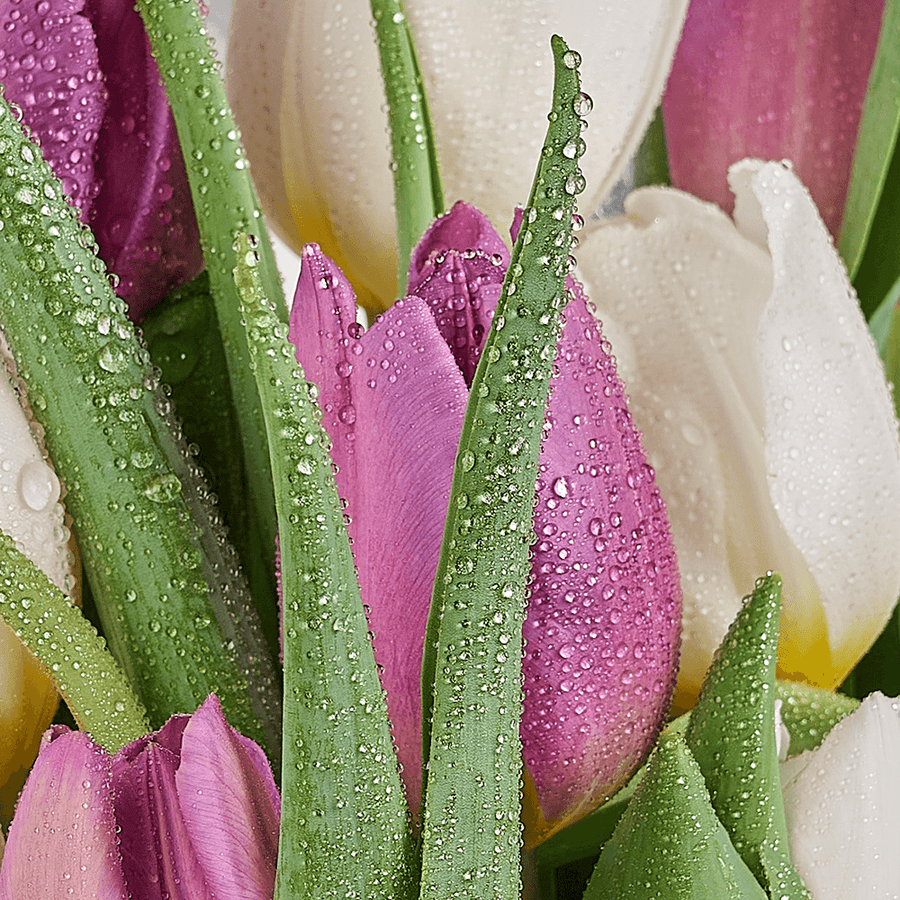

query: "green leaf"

left=135, top=0, right=284, bottom=630
left=143, top=274, right=280, bottom=663
left=0, top=95, right=281, bottom=758
left=839, top=0, right=900, bottom=283
left=418, top=36, right=587, bottom=900
left=370, top=0, right=445, bottom=297
left=775, top=681, right=859, bottom=755
left=0, top=530, right=148, bottom=752
left=234, top=237, right=415, bottom=900
left=633, top=106, right=671, bottom=190
left=583, top=732, right=768, bottom=900
left=686, top=575, right=810, bottom=899
left=838, top=598, right=900, bottom=700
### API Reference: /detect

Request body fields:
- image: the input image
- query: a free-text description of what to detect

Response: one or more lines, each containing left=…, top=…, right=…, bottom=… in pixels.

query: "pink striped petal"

left=84, top=0, right=203, bottom=319
left=407, top=202, right=507, bottom=385
left=0, top=727, right=127, bottom=900
left=0, top=0, right=104, bottom=211
left=112, top=727, right=214, bottom=900
left=289, top=246, right=468, bottom=812
left=175, top=695, right=279, bottom=900
left=522, top=282, right=682, bottom=838
left=663, top=0, right=885, bottom=237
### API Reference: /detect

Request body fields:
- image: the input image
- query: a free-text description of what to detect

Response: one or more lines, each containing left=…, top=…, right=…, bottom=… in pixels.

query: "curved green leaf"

left=135, top=0, right=284, bottom=635
left=370, top=0, right=445, bottom=296
left=0, top=94, right=281, bottom=757
left=0, top=530, right=148, bottom=752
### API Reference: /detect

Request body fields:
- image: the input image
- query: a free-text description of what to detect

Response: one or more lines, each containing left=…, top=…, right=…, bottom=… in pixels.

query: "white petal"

left=575, top=186, right=813, bottom=704
left=781, top=693, right=900, bottom=900
left=227, top=0, right=688, bottom=304
left=732, top=159, right=900, bottom=683
left=0, top=345, right=70, bottom=593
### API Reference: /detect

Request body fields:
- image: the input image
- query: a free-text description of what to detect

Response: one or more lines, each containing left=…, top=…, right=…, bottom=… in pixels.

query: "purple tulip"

left=0, top=0, right=204, bottom=319
left=0, top=695, right=280, bottom=900
left=289, top=201, right=682, bottom=844
left=663, top=0, right=886, bottom=239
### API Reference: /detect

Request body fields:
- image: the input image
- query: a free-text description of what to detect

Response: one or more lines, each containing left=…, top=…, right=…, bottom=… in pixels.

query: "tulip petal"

left=0, top=728, right=127, bottom=900
left=0, top=349, right=73, bottom=817
left=0, top=0, right=103, bottom=213
left=732, top=159, right=900, bottom=686
left=781, top=692, right=900, bottom=899
left=229, top=0, right=689, bottom=306
left=521, top=282, right=681, bottom=838
left=289, top=245, right=468, bottom=811
left=86, top=0, right=203, bottom=319
left=175, top=695, right=279, bottom=900
left=663, top=0, right=886, bottom=238
left=407, top=201, right=507, bottom=385
left=112, top=729, right=214, bottom=900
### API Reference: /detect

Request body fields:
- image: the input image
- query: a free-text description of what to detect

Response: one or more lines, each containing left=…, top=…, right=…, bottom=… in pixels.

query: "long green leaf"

left=0, top=94, right=281, bottom=757
left=418, top=36, right=587, bottom=900
left=839, top=0, right=900, bottom=282
left=135, top=0, right=284, bottom=635
left=234, top=237, right=415, bottom=900
left=370, top=0, right=445, bottom=298
left=0, top=530, right=148, bottom=752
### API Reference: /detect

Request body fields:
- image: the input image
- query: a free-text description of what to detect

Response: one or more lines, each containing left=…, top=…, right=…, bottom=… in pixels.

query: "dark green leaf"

left=839, top=0, right=900, bottom=282
left=775, top=680, right=859, bottom=755
left=143, top=274, right=280, bottom=663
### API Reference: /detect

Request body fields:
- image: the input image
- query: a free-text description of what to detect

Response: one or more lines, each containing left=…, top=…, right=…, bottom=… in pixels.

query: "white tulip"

left=781, top=692, right=900, bottom=899
left=576, top=160, right=900, bottom=707
left=225, top=0, right=689, bottom=310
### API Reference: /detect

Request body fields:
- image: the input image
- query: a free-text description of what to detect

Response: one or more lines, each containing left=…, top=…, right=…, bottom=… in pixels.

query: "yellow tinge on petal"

left=0, top=348, right=77, bottom=823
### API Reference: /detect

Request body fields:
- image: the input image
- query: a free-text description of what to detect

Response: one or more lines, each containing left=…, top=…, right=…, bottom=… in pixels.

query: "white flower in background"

left=225, top=0, right=689, bottom=310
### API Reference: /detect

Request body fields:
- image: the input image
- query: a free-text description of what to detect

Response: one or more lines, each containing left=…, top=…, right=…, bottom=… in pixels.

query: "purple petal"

left=407, top=201, right=506, bottom=386
left=0, top=727, right=128, bottom=900
left=0, top=0, right=104, bottom=211
left=521, top=282, right=681, bottom=840
left=112, top=728, right=214, bottom=900
left=289, top=246, right=468, bottom=812
left=175, top=695, right=279, bottom=900
left=84, top=0, right=203, bottom=319
left=663, top=0, right=885, bottom=237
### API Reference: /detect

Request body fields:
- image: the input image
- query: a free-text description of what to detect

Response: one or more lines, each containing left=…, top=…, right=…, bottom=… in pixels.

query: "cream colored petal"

left=0, top=346, right=74, bottom=817
left=228, top=0, right=688, bottom=306
left=226, top=0, right=297, bottom=245
left=576, top=187, right=819, bottom=707
left=732, top=160, right=900, bottom=685
left=781, top=693, right=900, bottom=899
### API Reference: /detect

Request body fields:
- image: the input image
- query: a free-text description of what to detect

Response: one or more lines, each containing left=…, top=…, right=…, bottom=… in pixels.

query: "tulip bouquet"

left=0, top=0, right=899, bottom=898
